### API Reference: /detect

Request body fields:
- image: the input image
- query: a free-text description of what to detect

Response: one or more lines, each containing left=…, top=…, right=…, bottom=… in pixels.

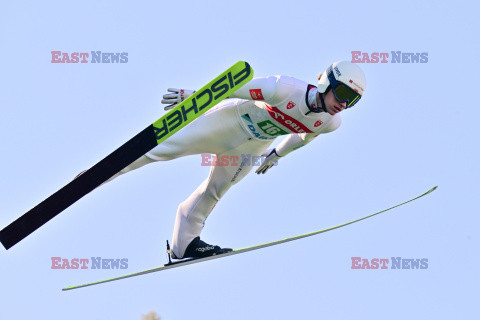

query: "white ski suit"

left=122, top=75, right=342, bottom=258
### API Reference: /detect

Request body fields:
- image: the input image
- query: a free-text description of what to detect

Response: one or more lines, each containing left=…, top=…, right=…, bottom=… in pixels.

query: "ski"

left=0, top=61, right=253, bottom=250
left=62, top=186, right=437, bottom=291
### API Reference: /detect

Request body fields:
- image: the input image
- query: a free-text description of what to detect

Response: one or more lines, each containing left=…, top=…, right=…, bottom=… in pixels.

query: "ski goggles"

left=326, top=66, right=361, bottom=108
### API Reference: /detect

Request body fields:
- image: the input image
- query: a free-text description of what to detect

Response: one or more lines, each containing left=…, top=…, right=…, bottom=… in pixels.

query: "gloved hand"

left=161, top=88, right=196, bottom=110
left=255, top=148, right=281, bottom=174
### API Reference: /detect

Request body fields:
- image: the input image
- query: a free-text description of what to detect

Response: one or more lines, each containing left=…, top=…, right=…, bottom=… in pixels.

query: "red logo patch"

left=265, top=104, right=313, bottom=134
left=286, top=101, right=296, bottom=109
left=249, top=89, right=264, bottom=100
left=314, top=121, right=323, bottom=127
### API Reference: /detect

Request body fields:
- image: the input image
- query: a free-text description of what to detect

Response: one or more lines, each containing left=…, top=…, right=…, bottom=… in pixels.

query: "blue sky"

left=0, top=0, right=478, bottom=319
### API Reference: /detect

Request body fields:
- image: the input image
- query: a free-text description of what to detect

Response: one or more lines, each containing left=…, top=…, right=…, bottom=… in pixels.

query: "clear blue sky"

left=0, top=0, right=478, bottom=319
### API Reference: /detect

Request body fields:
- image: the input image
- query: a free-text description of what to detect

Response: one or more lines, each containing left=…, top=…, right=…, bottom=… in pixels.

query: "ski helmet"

left=317, top=60, right=366, bottom=108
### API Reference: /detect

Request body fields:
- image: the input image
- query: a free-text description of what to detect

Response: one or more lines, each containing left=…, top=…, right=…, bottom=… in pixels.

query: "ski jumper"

left=124, top=76, right=342, bottom=258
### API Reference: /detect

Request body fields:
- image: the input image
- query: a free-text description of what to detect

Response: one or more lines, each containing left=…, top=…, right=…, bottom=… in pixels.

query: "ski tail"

left=0, top=127, right=158, bottom=250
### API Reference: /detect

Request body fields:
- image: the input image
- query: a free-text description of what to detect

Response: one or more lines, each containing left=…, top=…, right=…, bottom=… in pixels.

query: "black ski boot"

left=182, top=237, right=232, bottom=259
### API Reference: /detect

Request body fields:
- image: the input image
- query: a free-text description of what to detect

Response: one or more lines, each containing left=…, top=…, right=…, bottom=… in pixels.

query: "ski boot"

left=166, top=237, right=232, bottom=263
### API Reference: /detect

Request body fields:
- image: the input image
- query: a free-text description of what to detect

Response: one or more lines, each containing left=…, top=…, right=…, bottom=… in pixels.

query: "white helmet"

left=317, top=60, right=366, bottom=108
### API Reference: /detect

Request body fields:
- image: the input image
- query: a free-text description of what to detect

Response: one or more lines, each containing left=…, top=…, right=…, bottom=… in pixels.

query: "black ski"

left=0, top=61, right=253, bottom=250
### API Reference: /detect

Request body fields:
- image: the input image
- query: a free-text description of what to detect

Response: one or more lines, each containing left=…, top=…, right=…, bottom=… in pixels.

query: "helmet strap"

left=306, top=84, right=322, bottom=114
left=318, top=86, right=331, bottom=113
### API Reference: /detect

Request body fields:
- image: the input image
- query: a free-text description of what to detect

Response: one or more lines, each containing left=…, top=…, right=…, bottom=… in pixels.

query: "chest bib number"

left=258, top=120, right=288, bottom=137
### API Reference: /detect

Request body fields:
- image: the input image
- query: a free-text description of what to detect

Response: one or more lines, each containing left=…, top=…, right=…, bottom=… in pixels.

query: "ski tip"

left=415, top=186, right=437, bottom=198
left=427, top=185, right=438, bottom=193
